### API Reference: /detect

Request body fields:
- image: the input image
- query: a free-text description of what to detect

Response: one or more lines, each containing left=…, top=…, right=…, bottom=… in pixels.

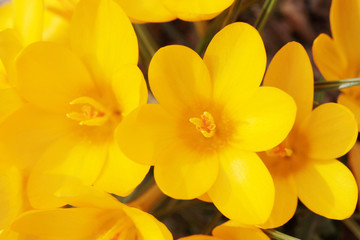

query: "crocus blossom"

left=313, top=0, right=360, bottom=130
left=0, top=0, right=149, bottom=209
left=259, top=42, right=358, bottom=228
left=117, top=22, right=297, bottom=225
left=11, top=186, right=172, bottom=240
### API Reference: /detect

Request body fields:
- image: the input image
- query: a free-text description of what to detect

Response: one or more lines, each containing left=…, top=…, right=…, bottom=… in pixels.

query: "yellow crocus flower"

left=313, top=0, right=360, bottom=130
left=259, top=42, right=358, bottom=228
left=11, top=186, right=172, bottom=240
left=0, top=0, right=149, bottom=209
left=178, top=221, right=269, bottom=240
left=117, top=22, right=297, bottom=225
left=0, top=0, right=72, bottom=123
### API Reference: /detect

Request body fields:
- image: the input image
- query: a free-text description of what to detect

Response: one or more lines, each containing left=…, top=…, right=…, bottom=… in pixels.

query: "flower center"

left=189, top=111, right=216, bottom=138
left=66, top=96, right=109, bottom=126
left=266, top=142, right=293, bottom=158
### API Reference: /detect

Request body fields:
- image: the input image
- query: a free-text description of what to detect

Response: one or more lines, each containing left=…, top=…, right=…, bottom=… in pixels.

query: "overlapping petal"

left=70, top=0, right=138, bottom=84
left=0, top=104, right=76, bottom=171
left=149, top=45, right=212, bottom=116
left=116, top=104, right=177, bottom=165
left=154, top=145, right=219, bottom=199
left=349, top=143, right=360, bottom=205
left=162, top=0, right=234, bottom=21
left=13, top=0, right=44, bottom=45
left=0, top=2, right=12, bottom=31
left=312, top=34, right=347, bottom=80
left=203, top=22, right=266, bottom=106
left=208, top=149, right=274, bottom=225
left=111, top=65, right=148, bottom=116
left=116, top=0, right=175, bottom=23
left=12, top=208, right=120, bottom=240
left=295, top=159, right=358, bottom=219
left=259, top=160, right=298, bottom=229
left=0, top=29, right=22, bottom=72
left=230, top=87, right=296, bottom=152
left=0, top=87, right=23, bottom=122
left=27, top=135, right=108, bottom=208
left=338, top=93, right=360, bottom=130
left=264, top=42, right=313, bottom=126
left=122, top=205, right=173, bottom=240
left=213, top=221, right=269, bottom=240
left=15, top=42, right=95, bottom=114
left=0, top=167, right=23, bottom=229
left=94, top=140, right=150, bottom=197
left=330, top=0, right=360, bottom=71
left=180, top=236, right=221, bottom=240
left=296, top=103, right=357, bottom=160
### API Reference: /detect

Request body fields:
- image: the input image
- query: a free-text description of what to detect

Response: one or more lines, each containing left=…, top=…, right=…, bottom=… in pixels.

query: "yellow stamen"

left=66, top=96, right=108, bottom=126
left=266, top=143, right=293, bottom=158
left=189, top=111, right=216, bottom=138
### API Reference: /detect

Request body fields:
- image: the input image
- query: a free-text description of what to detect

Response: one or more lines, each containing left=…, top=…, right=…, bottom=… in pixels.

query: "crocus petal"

left=0, top=87, right=23, bottom=122
left=231, top=86, right=296, bottom=152
left=149, top=45, right=212, bottom=116
left=123, top=205, right=173, bottom=240
left=264, top=42, right=313, bottom=126
left=295, top=159, right=358, bottom=219
left=15, top=42, right=95, bottom=114
left=70, top=0, right=138, bottom=84
left=12, top=208, right=119, bottom=240
left=179, top=236, right=221, bottom=240
left=0, top=2, right=12, bottom=31
left=330, top=0, right=360, bottom=72
left=0, top=167, right=23, bottom=229
left=55, top=183, right=122, bottom=209
left=198, top=193, right=212, bottom=203
left=116, top=104, right=177, bottom=165
left=0, top=29, right=22, bottom=72
left=213, top=220, right=269, bottom=240
left=43, top=5, right=70, bottom=43
left=203, top=22, right=266, bottom=106
left=208, top=150, right=274, bottom=225
left=0, top=104, right=76, bottom=171
left=312, top=33, right=347, bottom=80
left=162, top=0, right=234, bottom=21
left=349, top=143, right=360, bottom=206
left=338, top=93, right=360, bottom=130
left=258, top=159, right=298, bottom=229
left=13, top=0, right=43, bottom=45
left=296, top=103, right=357, bottom=160
left=28, top=135, right=108, bottom=208
left=0, top=59, right=7, bottom=88
left=116, top=0, right=176, bottom=23
left=94, top=140, right=150, bottom=197
left=154, top=145, right=219, bottom=199
left=112, top=65, right=148, bottom=116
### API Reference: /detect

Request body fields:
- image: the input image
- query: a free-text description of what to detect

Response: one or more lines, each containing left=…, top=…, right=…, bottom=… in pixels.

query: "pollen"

left=266, top=142, right=293, bottom=158
left=189, top=111, right=216, bottom=138
left=66, top=96, right=109, bottom=126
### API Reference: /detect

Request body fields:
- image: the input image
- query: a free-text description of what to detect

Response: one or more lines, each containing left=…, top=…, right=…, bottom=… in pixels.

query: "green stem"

left=222, top=0, right=244, bottom=27
left=343, top=219, right=360, bottom=239
left=254, top=0, right=277, bottom=32
left=263, top=229, right=300, bottom=240
left=314, top=78, right=360, bottom=92
left=203, top=211, right=223, bottom=235
left=133, top=24, right=158, bottom=66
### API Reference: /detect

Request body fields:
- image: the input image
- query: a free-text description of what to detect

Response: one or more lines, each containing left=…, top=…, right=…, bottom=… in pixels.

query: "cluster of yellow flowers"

left=0, top=0, right=359, bottom=239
